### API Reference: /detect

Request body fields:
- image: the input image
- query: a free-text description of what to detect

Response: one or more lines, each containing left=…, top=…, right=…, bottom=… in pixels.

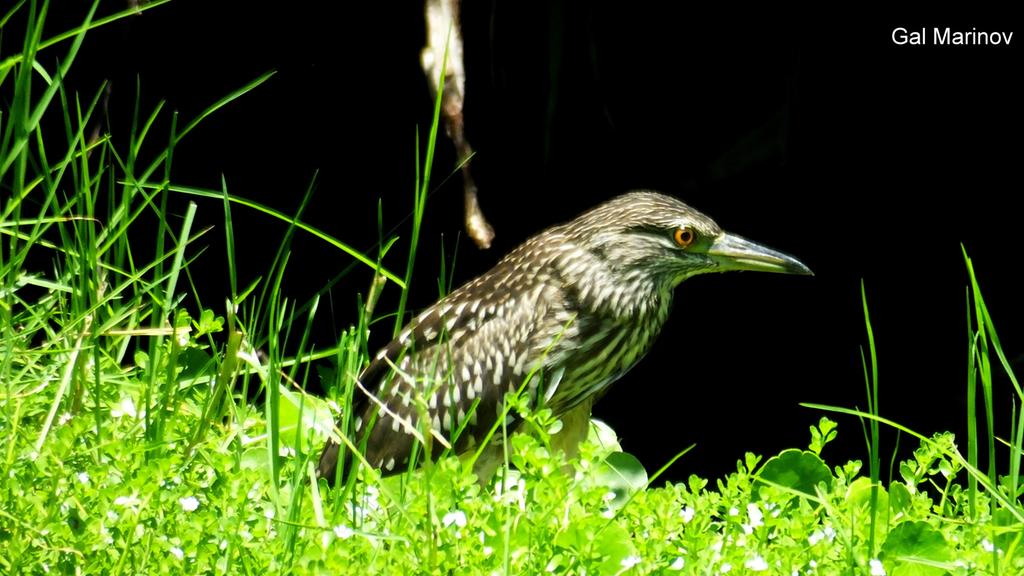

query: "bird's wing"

left=348, top=274, right=576, bottom=476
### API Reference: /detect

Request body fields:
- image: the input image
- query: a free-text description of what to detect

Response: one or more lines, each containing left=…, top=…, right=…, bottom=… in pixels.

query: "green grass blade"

left=0, top=0, right=173, bottom=76
left=860, top=280, right=881, bottom=557
left=392, top=32, right=448, bottom=337
left=221, top=176, right=238, bottom=299
left=146, top=182, right=404, bottom=287
left=0, top=1, right=97, bottom=179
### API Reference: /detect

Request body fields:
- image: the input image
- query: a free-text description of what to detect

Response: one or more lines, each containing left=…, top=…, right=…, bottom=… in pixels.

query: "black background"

left=24, top=3, right=1023, bottom=481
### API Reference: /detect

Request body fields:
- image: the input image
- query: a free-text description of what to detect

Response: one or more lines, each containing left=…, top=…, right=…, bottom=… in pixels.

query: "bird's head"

left=566, top=191, right=812, bottom=293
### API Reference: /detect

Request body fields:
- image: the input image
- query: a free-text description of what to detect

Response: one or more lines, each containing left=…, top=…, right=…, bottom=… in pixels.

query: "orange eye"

left=673, top=227, right=695, bottom=248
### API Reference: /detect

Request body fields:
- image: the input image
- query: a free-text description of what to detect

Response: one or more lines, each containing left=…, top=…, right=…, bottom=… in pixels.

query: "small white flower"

left=346, top=484, right=382, bottom=521
left=114, top=493, right=142, bottom=509
left=809, top=525, right=836, bottom=545
left=179, top=496, right=200, bottom=512
left=680, top=506, right=695, bottom=523
left=170, top=546, right=184, bottom=560
left=745, top=555, right=768, bottom=571
left=728, top=507, right=739, bottom=516
left=111, top=397, right=137, bottom=418
left=77, top=472, right=90, bottom=485
left=59, top=412, right=72, bottom=425
left=443, top=510, right=467, bottom=529
left=135, top=524, right=145, bottom=539
left=333, top=525, right=353, bottom=539
left=264, top=507, right=275, bottom=520
left=494, top=472, right=527, bottom=511
left=746, top=503, right=763, bottom=528
left=720, top=562, right=733, bottom=573
left=981, top=538, right=994, bottom=552
left=869, top=558, right=886, bottom=576
left=670, top=557, right=686, bottom=570
left=620, top=555, right=641, bottom=569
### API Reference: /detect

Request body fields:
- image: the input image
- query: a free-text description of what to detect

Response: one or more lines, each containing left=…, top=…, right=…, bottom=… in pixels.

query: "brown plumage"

left=317, top=191, right=811, bottom=484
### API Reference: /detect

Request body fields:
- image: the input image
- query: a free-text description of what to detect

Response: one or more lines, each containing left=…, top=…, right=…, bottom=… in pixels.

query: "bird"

left=317, top=191, right=811, bottom=484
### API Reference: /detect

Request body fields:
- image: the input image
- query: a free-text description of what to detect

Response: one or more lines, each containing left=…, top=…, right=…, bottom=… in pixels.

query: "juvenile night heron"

left=317, top=191, right=811, bottom=483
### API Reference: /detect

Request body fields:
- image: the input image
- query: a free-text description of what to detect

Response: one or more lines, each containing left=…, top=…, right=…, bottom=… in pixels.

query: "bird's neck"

left=555, top=249, right=673, bottom=327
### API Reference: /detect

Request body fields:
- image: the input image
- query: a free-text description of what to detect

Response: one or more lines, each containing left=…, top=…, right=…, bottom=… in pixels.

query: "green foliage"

left=881, top=521, right=953, bottom=576
left=809, top=416, right=838, bottom=456
left=593, top=451, right=648, bottom=512
left=3, top=2, right=1024, bottom=574
left=757, top=448, right=833, bottom=501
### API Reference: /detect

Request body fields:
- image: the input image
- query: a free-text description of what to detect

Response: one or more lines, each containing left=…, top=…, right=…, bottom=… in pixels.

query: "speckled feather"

left=317, top=191, right=725, bottom=481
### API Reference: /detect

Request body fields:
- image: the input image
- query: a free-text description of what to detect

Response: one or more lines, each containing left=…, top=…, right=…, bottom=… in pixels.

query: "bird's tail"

left=316, top=438, right=345, bottom=485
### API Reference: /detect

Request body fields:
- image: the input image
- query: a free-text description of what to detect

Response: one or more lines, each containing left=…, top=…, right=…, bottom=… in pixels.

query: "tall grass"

left=0, top=1, right=395, bottom=569
left=859, top=280, right=882, bottom=557
left=807, top=258, right=1024, bottom=572
left=3, top=2, right=1023, bottom=574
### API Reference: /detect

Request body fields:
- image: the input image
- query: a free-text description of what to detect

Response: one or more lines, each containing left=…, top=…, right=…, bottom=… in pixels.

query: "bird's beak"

left=706, top=233, right=813, bottom=276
